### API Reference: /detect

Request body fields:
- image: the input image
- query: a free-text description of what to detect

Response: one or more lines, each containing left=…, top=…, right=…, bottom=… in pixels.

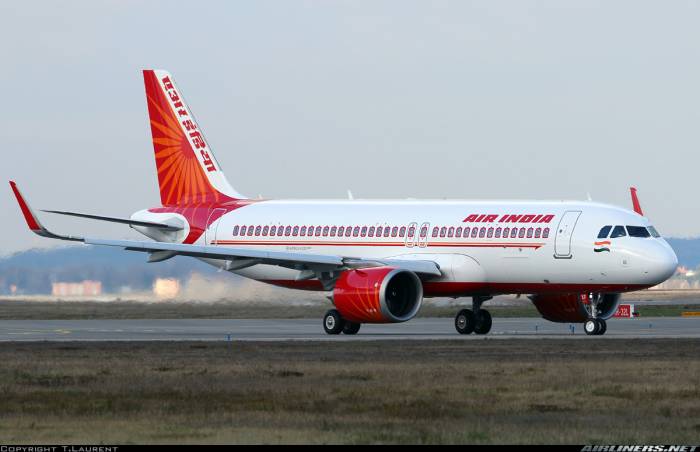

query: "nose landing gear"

left=584, top=318, right=607, bottom=336
left=584, top=293, right=608, bottom=336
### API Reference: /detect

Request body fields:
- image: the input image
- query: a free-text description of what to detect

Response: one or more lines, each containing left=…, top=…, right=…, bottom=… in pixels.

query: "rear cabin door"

left=554, top=210, right=581, bottom=258
left=205, top=208, right=227, bottom=245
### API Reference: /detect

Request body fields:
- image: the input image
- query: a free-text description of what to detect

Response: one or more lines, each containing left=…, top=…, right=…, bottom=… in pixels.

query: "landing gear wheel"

left=474, top=310, right=492, bottom=335
left=596, top=318, right=607, bottom=336
left=323, top=309, right=346, bottom=335
left=584, top=319, right=597, bottom=335
left=343, top=322, right=361, bottom=335
left=455, top=309, right=475, bottom=335
left=584, top=319, right=601, bottom=336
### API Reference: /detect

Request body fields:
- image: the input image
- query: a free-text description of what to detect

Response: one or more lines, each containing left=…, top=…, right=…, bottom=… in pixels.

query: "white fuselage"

left=133, top=199, right=678, bottom=296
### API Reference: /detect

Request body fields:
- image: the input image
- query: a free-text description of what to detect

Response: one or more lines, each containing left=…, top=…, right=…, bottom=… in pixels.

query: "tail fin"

left=143, top=69, right=245, bottom=206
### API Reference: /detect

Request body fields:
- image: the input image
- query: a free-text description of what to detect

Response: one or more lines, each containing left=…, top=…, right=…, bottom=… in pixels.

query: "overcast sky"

left=1, top=1, right=699, bottom=255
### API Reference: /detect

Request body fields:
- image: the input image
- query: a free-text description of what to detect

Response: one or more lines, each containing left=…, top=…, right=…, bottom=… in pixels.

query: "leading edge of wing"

left=84, top=238, right=442, bottom=276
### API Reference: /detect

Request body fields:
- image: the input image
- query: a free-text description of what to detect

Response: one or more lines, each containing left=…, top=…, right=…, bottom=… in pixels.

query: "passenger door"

left=205, top=208, right=227, bottom=245
left=554, top=210, right=581, bottom=258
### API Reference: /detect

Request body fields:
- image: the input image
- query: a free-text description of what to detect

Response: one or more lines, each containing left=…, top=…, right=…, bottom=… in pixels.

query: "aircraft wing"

left=10, top=181, right=442, bottom=277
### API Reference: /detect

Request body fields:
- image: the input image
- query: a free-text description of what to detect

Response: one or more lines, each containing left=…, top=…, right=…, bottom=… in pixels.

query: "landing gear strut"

left=584, top=293, right=607, bottom=336
left=455, top=296, right=493, bottom=335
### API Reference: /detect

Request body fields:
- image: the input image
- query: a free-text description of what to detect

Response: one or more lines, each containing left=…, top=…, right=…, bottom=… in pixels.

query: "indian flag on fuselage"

left=594, top=241, right=611, bottom=253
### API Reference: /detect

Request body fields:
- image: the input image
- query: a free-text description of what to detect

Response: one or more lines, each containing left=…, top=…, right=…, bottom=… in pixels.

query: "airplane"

left=9, top=69, right=678, bottom=336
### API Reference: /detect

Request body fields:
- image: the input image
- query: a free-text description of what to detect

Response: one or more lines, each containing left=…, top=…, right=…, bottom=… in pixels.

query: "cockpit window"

left=610, top=225, right=627, bottom=238
left=627, top=226, right=651, bottom=238
left=597, top=225, right=612, bottom=239
left=647, top=226, right=661, bottom=238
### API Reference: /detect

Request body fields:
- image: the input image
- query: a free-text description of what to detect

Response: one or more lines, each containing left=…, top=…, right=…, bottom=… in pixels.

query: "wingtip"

left=9, top=181, right=42, bottom=231
left=629, top=186, right=644, bottom=216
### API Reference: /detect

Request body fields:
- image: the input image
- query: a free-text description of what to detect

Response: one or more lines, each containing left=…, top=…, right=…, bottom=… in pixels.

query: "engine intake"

left=530, top=293, right=621, bottom=322
left=333, top=267, right=423, bottom=323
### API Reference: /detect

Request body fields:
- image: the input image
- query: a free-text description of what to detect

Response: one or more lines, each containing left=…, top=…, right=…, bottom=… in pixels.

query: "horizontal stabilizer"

left=42, top=210, right=182, bottom=231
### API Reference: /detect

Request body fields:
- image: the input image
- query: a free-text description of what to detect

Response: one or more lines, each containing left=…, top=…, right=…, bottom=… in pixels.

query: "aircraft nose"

left=644, top=242, right=678, bottom=285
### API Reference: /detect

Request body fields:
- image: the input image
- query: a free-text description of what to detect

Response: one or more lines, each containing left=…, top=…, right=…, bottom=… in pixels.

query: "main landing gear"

left=323, top=309, right=361, bottom=335
left=455, top=296, right=492, bottom=335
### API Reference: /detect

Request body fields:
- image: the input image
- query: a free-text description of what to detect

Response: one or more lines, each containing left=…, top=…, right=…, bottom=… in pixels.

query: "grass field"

left=0, top=339, right=698, bottom=444
left=0, top=299, right=698, bottom=320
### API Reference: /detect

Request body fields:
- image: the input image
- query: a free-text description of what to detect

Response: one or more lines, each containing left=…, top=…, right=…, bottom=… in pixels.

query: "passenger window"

left=463, top=227, right=470, bottom=238
left=440, top=227, right=446, bottom=238
left=627, top=226, right=651, bottom=238
left=384, top=226, right=390, bottom=237
left=471, top=228, right=478, bottom=238
left=479, top=227, right=486, bottom=238
left=597, top=225, right=612, bottom=239
left=534, top=228, right=541, bottom=239
left=269, top=226, right=275, bottom=236
left=542, top=227, right=550, bottom=238
left=277, top=226, right=284, bottom=236
left=487, top=227, right=494, bottom=238
left=526, top=227, right=533, bottom=238
left=391, top=227, right=398, bottom=237
left=345, top=227, right=352, bottom=237
left=610, top=225, right=626, bottom=238
left=399, top=226, right=406, bottom=237
left=448, top=227, right=455, bottom=238
left=232, top=225, right=239, bottom=236
left=360, top=226, right=367, bottom=237
left=432, top=227, right=439, bottom=238
left=323, top=226, right=329, bottom=236
left=330, top=226, right=337, bottom=237
left=248, top=226, right=254, bottom=236
left=510, top=228, right=518, bottom=239
left=262, top=226, right=269, bottom=236
left=376, top=226, right=382, bottom=237
left=456, top=226, right=462, bottom=237
left=285, top=226, right=292, bottom=236
left=495, top=227, right=502, bottom=238
left=300, top=226, right=307, bottom=236
left=255, top=226, right=262, bottom=236
left=420, top=226, right=428, bottom=238
left=292, top=226, right=299, bottom=236
left=316, top=227, right=322, bottom=237
left=337, top=226, right=344, bottom=236
left=518, top=228, right=526, bottom=238
left=368, top=227, right=375, bottom=237
left=239, top=226, right=246, bottom=236
left=353, top=227, right=360, bottom=237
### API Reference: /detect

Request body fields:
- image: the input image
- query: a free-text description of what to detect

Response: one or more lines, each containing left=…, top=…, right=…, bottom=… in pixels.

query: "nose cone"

left=643, top=241, right=678, bottom=285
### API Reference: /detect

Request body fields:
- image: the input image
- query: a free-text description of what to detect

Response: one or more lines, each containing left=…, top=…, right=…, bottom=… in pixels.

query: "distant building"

left=153, top=278, right=180, bottom=299
left=52, top=280, right=102, bottom=297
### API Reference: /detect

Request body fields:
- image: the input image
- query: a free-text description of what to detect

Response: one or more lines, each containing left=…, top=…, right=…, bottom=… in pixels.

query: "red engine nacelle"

left=333, top=267, right=423, bottom=323
left=530, top=293, right=621, bottom=322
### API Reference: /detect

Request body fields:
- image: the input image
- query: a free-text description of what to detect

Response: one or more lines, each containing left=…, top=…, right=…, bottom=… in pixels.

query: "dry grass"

left=0, top=340, right=698, bottom=444
left=1, top=299, right=698, bottom=320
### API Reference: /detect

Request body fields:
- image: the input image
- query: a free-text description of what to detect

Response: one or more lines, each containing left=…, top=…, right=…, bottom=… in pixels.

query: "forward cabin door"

left=554, top=210, right=582, bottom=258
left=205, top=208, right=227, bottom=245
